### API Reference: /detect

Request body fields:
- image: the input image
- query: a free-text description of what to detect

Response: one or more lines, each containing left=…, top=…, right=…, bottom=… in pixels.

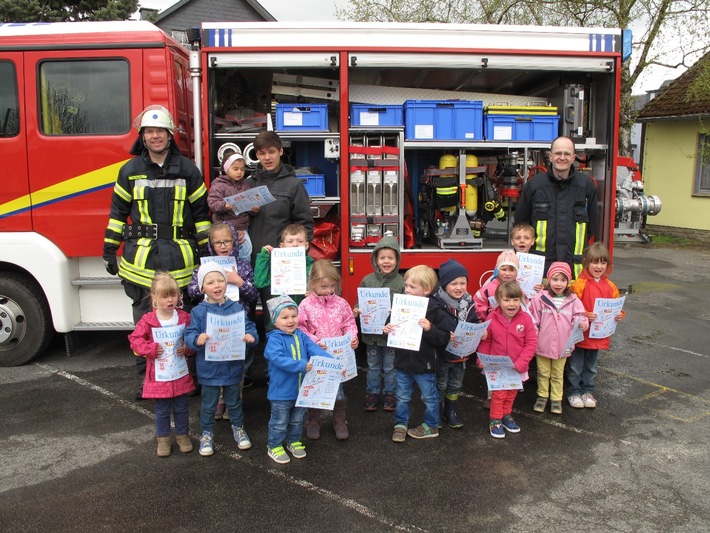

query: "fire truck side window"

left=0, top=61, right=19, bottom=137
left=38, top=59, right=130, bottom=135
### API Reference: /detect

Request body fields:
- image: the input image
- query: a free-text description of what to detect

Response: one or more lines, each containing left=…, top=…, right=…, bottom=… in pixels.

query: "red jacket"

left=570, top=270, right=625, bottom=350
left=128, top=309, right=196, bottom=399
left=477, top=306, right=537, bottom=375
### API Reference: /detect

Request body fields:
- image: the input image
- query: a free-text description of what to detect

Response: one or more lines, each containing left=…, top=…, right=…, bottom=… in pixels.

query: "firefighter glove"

left=104, top=256, right=118, bottom=276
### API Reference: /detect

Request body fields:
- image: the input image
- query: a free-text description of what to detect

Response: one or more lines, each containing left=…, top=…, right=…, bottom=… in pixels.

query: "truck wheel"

left=0, top=272, right=54, bottom=367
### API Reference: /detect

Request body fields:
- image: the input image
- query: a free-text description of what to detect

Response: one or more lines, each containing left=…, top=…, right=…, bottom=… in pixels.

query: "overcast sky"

left=138, top=0, right=348, bottom=20
left=138, top=0, right=684, bottom=92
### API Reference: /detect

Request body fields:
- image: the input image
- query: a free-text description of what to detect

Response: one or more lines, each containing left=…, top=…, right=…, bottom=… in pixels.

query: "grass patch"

left=647, top=232, right=708, bottom=250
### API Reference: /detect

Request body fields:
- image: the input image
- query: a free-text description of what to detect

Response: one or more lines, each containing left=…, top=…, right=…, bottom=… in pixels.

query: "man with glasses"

left=514, top=135, right=598, bottom=278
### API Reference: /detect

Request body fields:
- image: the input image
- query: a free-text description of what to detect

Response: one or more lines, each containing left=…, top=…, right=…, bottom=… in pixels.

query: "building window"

left=39, top=59, right=130, bottom=135
left=0, top=60, right=20, bottom=137
left=694, top=133, right=710, bottom=196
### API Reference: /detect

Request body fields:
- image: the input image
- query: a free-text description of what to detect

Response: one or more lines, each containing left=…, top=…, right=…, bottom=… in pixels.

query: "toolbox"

left=484, top=105, right=559, bottom=141
left=405, top=100, right=483, bottom=140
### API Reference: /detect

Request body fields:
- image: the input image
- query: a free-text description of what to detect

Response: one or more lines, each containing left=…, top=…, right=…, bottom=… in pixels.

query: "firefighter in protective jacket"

left=103, top=105, right=211, bottom=321
left=514, top=136, right=597, bottom=278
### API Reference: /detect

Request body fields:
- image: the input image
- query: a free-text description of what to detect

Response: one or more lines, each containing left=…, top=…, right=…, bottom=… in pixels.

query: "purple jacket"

left=208, top=174, right=252, bottom=230
left=529, top=290, right=589, bottom=359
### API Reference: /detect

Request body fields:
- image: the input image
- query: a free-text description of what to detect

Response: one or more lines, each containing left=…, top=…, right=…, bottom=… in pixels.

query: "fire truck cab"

left=0, top=21, right=192, bottom=366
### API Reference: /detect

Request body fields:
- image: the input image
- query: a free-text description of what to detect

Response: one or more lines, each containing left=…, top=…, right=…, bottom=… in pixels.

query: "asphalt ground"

left=1, top=244, right=709, bottom=532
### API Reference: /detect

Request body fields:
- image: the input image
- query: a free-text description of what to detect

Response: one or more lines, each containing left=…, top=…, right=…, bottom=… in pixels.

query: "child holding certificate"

left=353, top=235, right=405, bottom=412
left=567, top=243, right=626, bottom=409
left=529, top=262, right=588, bottom=415
left=477, top=281, right=537, bottom=439
left=430, top=259, right=480, bottom=429
left=264, top=295, right=331, bottom=464
left=128, top=272, right=195, bottom=458
left=386, top=266, right=450, bottom=442
left=298, top=260, right=359, bottom=441
left=208, top=151, right=253, bottom=260
left=187, top=223, right=259, bottom=401
left=185, top=263, right=259, bottom=457
left=254, top=223, right=314, bottom=329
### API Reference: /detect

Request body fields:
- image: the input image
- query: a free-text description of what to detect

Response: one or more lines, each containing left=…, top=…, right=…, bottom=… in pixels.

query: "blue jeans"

left=436, top=359, right=466, bottom=397
left=366, top=344, right=396, bottom=394
left=154, top=394, right=189, bottom=436
left=566, top=347, right=599, bottom=396
left=395, top=371, right=440, bottom=429
left=200, top=384, right=244, bottom=434
left=268, top=400, right=306, bottom=449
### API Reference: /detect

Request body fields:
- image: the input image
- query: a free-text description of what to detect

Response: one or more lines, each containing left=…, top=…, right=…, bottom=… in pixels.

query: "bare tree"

left=337, top=0, right=710, bottom=155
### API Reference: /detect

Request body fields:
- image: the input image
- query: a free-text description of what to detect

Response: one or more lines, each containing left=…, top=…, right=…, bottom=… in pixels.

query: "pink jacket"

left=529, top=290, right=589, bottom=359
left=128, top=309, right=196, bottom=399
left=477, top=306, right=537, bottom=375
left=298, top=293, right=359, bottom=344
left=473, top=278, right=501, bottom=321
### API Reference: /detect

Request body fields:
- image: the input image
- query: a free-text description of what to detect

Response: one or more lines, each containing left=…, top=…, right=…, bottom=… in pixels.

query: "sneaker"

left=233, top=426, right=252, bottom=450
left=502, top=415, right=521, bottom=433
left=364, top=393, right=378, bottom=411
left=392, top=424, right=407, bottom=443
left=568, top=395, right=584, bottom=408
left=406, top=423, right=439, bottom=439
left=533, top=397, right=548, bottom=413
left=215, top=402, right=226, bottom=420
left=550, top=401, right=563, bottom=415
left=199, top=432, right=214, bottom=456
left=285, top=441, right=307, bottom=459
left=383, top=393, right=396, bottom=412
left=489, top=419, right=505, bottom=439
left=267, top=445, right=290, bottom=464
left=582, top=393, right=597, bottom=408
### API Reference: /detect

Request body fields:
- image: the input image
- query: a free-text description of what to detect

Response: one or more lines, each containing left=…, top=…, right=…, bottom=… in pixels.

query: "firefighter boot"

left=332, top=400, right=349, bottom=440
left=443, top=394, right=464, bottom=429
left=305, top=408, right=321, bottom=440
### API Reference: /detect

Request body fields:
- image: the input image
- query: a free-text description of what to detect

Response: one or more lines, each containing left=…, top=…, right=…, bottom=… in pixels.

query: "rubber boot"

left=305, top=408, right=321, bottom=440
left=157, top=436, right=172, bottom=457
left=332, top=400, right=349, bottom=440
left=443, top=395, right=464, bottom=429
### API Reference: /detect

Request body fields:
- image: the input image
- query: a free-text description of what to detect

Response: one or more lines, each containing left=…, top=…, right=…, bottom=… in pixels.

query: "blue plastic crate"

left=351, top=104, right=403, bottom=127
left=484, top=114, right=560, bottom=141
left=404, top=100, right=483, bottom=140
left=276, top=103, right=328, bottom=132
left=298, top=174, right=325, bottom=196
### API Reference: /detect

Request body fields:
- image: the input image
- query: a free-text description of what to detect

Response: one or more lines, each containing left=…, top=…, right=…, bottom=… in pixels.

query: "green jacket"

left=254, top=246, right=314, bottom=305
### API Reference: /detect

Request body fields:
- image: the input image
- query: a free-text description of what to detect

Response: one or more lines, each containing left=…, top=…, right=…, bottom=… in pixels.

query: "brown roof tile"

left=636, top=51, right=710, bottom=120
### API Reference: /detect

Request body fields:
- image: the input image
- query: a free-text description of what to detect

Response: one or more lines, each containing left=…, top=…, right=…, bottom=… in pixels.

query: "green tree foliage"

left=337, top=0, right=710, bottom=156
left=0, top=0, right=139, bottom=22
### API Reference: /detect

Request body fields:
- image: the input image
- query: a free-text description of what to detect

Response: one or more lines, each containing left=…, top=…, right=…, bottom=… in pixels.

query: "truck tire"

left=0, top=272, right=54, bottom=367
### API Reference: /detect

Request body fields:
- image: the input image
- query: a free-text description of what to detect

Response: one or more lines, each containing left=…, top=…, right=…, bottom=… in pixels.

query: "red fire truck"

left=0, top=20, right=629, bottom=365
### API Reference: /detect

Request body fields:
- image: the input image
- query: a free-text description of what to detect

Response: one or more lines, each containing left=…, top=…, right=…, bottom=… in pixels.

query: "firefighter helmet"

left=133, top=105, right=175, bottom=134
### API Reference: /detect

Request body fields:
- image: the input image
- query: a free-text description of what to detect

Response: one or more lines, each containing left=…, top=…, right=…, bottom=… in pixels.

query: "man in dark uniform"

left=514, top=135, right=598, bottom=278
left=103, top=105, right=211, bottom=399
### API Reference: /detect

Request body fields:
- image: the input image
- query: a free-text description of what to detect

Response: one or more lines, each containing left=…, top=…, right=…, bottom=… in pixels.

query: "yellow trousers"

left=535, top=356, right=567, bottom=402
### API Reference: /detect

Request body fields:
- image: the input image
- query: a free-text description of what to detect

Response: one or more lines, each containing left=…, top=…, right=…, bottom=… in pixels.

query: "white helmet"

left=134, top=105, right=175, bottom=134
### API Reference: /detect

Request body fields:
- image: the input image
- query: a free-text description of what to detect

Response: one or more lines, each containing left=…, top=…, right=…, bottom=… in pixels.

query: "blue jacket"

left=185, top=298, right=258, bottom=387
left=264, top=328, right=331, bottom=401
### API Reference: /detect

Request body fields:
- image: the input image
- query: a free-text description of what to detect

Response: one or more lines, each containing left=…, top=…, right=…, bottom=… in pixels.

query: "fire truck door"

left=23, top=50, right=144, bottom=257
left=0, top=53, right=30, bottom=232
